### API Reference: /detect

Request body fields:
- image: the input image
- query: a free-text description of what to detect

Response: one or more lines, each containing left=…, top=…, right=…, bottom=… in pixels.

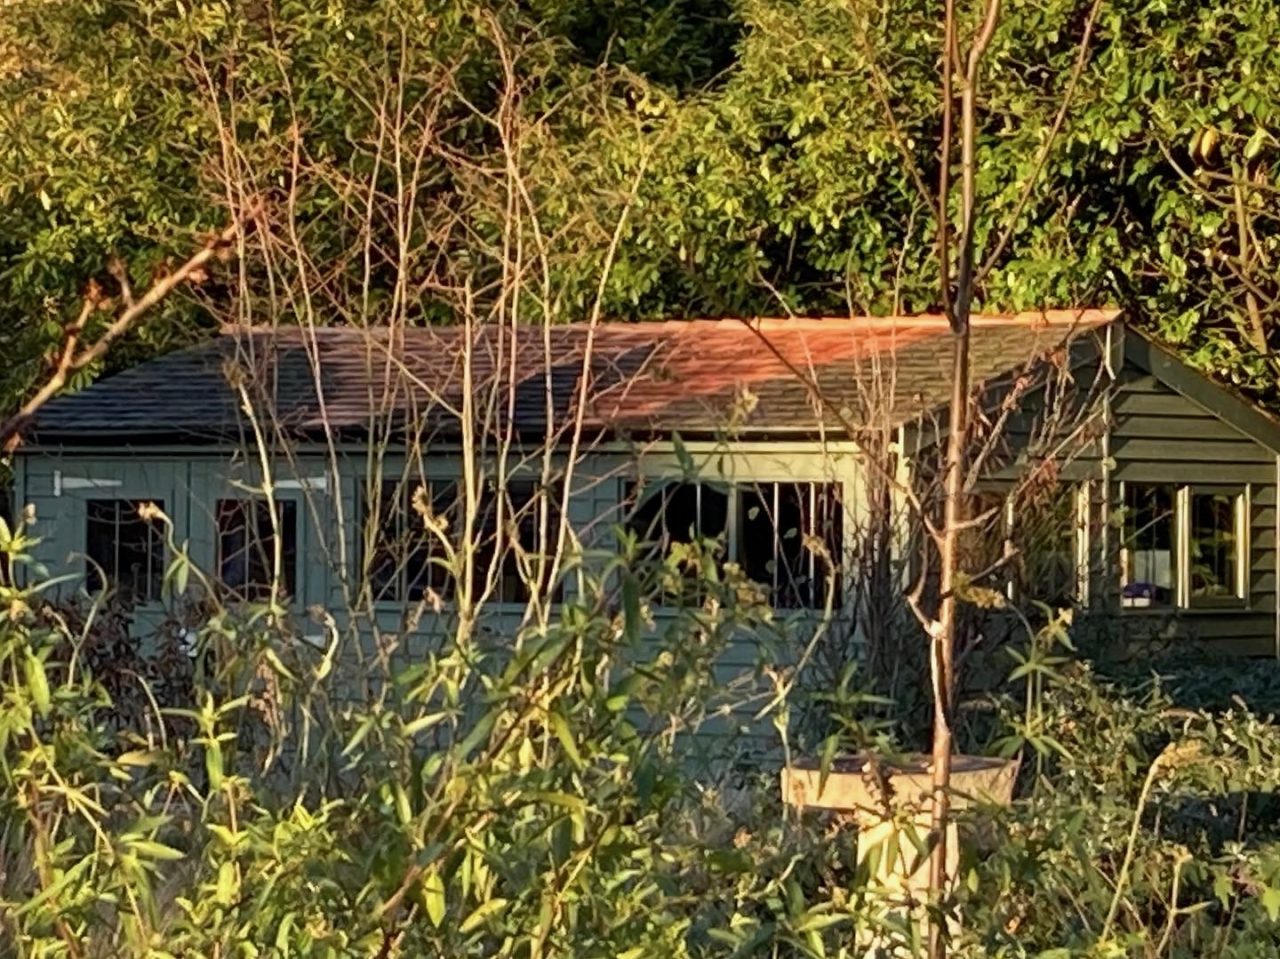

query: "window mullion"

left=771, top=484, right=780, bottom=596
left=1240, top=487, right=1250, bottom=601
left=1176, top=485, right=1190, bottom=608
left=806, top=484, right=815, bottom=601
left=1075, top=481, right=1090, bottom=607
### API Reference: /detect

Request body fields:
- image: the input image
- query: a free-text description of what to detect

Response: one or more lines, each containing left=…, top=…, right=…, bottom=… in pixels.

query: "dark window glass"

left=1121, top=484, right=1175, bottom=607
left=217, top=499, right=298, bottom=600
left=622, top=481, right=729, bottom=602
left=1190, top=490, right=1243, bottom=602
left=472, top=480, right=564, bottom=604
left=958, top=490, right=1012, bottom=595
left=367, top=479, right=458, bottom=602
left=1012, top=483, right=1080, bottom=609
left=739, top=483, right=843, bottom=608
left=624, top=482, right=729, bottom=552
left=85, top=499, right=166, bottom=603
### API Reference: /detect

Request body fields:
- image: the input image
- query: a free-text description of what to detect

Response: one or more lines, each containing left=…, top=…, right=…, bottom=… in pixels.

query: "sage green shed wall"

left=13, top=440, right=866, bottom=753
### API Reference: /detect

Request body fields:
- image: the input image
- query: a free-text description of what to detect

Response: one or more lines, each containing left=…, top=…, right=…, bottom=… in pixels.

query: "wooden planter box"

left=781, top=752, right=1019, bottom=941
left=781, top=752, right=1018, bottom=822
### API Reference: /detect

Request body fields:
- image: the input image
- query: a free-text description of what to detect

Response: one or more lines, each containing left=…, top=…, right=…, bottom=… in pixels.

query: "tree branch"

left=1, top=212, right=253, bottom=454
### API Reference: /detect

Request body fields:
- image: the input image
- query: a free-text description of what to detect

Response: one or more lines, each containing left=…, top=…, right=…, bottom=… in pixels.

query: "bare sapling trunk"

left=927, top=0, right=998, bottom=955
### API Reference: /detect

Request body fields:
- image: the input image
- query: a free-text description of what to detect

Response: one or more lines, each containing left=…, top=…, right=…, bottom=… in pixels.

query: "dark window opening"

left=367, top=479, right=458, bottom=603
left=623, top=480, right=842, bottom=609
left=86, top=499, right=166, bottom=603
left=1121, top=484, right=1175, bottom=607
left=958, top=490, right=1013, bottom=595
left=739, top=482, right=843, bottom=609
left=1011, top=483, right=1081, bottom=610
left=217, top=498, right=298, bottom=601
left=624, top=481, right=729, bottom=554
left=471, top=480, right=564, bottom=604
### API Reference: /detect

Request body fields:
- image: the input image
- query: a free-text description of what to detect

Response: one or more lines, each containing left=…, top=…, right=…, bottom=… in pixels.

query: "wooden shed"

left=11, top=309, right=1280, bottom=669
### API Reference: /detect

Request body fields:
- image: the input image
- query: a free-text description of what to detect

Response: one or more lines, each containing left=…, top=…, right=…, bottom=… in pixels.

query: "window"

left=1012, top=483, right=1085, bottom=609
left=365, top=477, right=563, bottom=606
left=953, top=483, right=1085, bottom=611
left=623, top=480, right=843, bottom=609
left=739, top=482, right=843, bottom=608
left=473, top=479, right=564, bottom=604
left=366, top=479, right=458, bottom=603
left=1121, top=484, right=1176, bottom=607
left=624, top=482, right=729, bottom=555
left=1189, top=489, right=1245, bottom=605
left=217, top=498, right=298, bottom=600
left=85, top=499, right=166, bottom=603
left=957, top=489, right=1014, bottom=595
left=1119, top=483, right=1246, bottom=609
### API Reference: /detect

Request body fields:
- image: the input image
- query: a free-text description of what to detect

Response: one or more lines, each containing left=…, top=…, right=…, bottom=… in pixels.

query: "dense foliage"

left=2, top=0, right=1280, bottom=408
left=6, top=510, right=1280, bottom=956
left=6, top=1, right=1280, bottom=955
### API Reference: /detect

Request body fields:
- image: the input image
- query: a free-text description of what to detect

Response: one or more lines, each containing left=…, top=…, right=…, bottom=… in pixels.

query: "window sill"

left=364, top=600, right=559, bottom=613
left=1118, top=605, right=1254, bottom=617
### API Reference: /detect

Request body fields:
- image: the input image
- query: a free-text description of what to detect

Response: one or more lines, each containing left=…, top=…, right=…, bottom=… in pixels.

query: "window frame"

left=363, top=476, right=459, bottom=605
left=1185, top=485, right=1249, bottom=609
left=84, top=498, right=168, bottom=604
left=1117, top=481, right=1249, bottom=612
left=1119, top=482, right=1179, bottom=609
left=971, top=482, right=1090, bottom=610
left=215, top=496, right=300, bottom=602
left=363, top=474, right=566, bottom=610
left=622, top=477, right=847, bottom=611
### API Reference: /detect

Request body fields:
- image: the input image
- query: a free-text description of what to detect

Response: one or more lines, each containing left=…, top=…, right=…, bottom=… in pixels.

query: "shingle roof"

left=25, top=310, right=1120, bottom=445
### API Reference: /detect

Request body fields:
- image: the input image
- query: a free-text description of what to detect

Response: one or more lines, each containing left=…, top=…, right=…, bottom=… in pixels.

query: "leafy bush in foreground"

left=5, top=512, right=1280, bottom=958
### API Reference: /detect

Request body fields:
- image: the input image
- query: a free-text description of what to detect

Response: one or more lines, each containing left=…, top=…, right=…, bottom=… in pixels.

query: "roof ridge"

left=216, top=308, right=1120, bottom=338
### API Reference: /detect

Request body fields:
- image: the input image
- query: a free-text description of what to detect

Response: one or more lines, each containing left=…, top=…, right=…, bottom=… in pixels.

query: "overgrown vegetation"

left=6, top=0, right=1280, bottom=955
left=4, top=504, right=1280, bottom=956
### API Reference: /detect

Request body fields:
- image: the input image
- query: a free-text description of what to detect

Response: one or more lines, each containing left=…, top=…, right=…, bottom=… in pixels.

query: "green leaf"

left=275, top=913, right=296, bottom=954
left=131, top=840, right=186, bottom=862
left=459, top=897, right=508, bottom=934
left=24, top=649, right=50, bottom=717
left=548, top=710, right=583, bottom=768
left=215, top=861, right=237, bottom=905
left=1262, top=885, right=1280, bottom=922
left=403, top=712, right=448, bottom=737
left=422, top=868, right=446, bottom=928
left=205, top=740, right=224, bottom=792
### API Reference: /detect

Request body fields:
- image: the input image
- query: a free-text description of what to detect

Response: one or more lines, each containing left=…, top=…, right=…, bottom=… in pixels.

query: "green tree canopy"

left=2, top=0, right=1279, bottom=410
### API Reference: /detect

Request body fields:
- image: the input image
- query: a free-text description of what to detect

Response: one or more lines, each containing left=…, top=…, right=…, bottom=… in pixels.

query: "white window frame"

left=1118, top=481, right=1249, bottom=611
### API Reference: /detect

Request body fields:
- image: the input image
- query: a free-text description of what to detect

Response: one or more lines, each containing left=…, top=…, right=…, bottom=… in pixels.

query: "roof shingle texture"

left=28, top=311, right=1118, bottom=444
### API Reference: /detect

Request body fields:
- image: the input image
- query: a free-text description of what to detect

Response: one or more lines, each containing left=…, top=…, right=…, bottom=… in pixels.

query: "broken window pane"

left=85, top=499, right=166, bottom=603
left=217, top=498, right=298, bottom=600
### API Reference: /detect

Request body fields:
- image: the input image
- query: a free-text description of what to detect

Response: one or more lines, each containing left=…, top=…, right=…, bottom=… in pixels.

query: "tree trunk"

left=928, top=322, right=970, bottom=957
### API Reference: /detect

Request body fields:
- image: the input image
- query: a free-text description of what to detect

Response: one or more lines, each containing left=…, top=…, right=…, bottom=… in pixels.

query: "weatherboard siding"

left=1103, top=370, right=1278, bottom=655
